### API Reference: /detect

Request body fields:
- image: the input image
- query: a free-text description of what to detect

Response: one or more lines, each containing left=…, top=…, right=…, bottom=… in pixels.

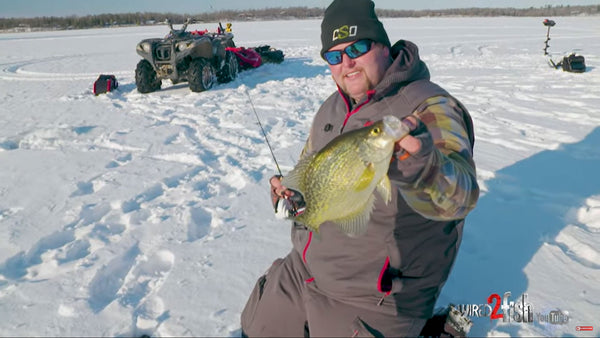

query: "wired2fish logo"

left=456, top=292, right=533, bottom=322
left=332, top=25, right=357, bottom=41
left=456, top=292, right=568, bottom=324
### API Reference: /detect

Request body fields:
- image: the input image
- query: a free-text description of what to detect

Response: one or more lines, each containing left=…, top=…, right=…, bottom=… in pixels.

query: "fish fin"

left=281, top=153, right=314, bottom=192
left=376, top=174, right=393, bottom=204
left=354, top=162, right=375, bottom=192
left=334, top=194, right=375, bottom=237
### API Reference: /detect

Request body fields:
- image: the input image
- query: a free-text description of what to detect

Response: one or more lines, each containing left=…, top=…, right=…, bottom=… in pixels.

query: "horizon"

left=2, top=0, right=600, bottom=18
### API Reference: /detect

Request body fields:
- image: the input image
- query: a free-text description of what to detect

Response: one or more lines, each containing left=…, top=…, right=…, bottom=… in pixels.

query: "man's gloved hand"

left=392, top=116, right=435, bottom=182
left=394, top=116, right=433, bottom=155
left=269, top=175, right=306, bottom=219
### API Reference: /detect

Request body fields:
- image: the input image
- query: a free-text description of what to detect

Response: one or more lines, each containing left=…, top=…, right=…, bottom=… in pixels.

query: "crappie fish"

left=281, top=115, right=411, bottom=237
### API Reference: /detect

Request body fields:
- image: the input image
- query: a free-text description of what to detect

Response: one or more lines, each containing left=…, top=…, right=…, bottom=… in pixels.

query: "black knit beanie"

left=320, top=0, right=391, bottom=57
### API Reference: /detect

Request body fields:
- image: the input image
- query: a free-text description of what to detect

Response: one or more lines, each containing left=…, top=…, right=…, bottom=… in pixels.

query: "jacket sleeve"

left=390, top=95, right=479, bottom=221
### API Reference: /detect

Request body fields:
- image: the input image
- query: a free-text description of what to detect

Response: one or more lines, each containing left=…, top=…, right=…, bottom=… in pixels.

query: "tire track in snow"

left=0, top=55, right=129, bottom=81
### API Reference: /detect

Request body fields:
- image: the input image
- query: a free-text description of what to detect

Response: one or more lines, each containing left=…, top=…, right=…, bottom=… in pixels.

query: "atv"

left=135, top=19, right=238, bottom=93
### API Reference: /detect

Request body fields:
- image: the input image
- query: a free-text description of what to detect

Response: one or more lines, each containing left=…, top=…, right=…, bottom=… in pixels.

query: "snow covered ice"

left=1, top=17, right=599, bottom=337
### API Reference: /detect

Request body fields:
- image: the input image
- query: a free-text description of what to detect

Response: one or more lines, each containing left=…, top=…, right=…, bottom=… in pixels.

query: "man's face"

left=327, top=41, right=390, bottom=103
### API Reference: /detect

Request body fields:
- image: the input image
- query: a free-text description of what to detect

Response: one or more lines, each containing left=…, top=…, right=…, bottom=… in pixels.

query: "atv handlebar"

left=166, top=18, right=193, bottom=37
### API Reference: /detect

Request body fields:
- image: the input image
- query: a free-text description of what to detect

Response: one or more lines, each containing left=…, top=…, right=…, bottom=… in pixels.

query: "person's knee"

left=241, top=256, right=307, bottom=337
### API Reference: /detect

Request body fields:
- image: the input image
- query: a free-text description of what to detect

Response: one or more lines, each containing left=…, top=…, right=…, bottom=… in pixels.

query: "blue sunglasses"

left=323, top=40, right=373, bottom=65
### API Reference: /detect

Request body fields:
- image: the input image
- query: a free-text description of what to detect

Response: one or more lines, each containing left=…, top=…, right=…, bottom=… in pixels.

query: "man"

left=241, top=0, right=479, bottom=336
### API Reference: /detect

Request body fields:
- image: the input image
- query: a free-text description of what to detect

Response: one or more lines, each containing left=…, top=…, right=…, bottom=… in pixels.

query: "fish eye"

left=371, top=127, right=381, bottom=135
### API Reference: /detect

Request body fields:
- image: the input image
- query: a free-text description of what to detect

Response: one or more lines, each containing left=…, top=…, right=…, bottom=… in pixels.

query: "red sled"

left=226, top=47, right=262, bottom=69
left=93, top=74, right=118, bottom=95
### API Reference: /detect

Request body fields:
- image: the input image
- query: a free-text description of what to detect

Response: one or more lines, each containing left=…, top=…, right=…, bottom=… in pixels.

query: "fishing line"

left=245, top=90, right=283, bottom=177
left=245, top=90, right=307, bottom=218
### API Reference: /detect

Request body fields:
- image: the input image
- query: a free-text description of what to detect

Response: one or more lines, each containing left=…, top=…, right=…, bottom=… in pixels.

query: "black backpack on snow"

left=93, top=74, right=118, bottom=95
left=253, top=45, right=285, bottom=64
left=559, top=53, right=586, bottom=73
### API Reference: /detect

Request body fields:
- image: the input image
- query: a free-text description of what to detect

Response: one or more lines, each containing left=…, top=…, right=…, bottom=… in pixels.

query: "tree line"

left=1, top=5, right=599, bottom=32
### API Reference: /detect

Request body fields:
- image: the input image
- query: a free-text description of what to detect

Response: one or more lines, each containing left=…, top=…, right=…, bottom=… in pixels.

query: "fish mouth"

left=383, top=115, right=411, bottom=141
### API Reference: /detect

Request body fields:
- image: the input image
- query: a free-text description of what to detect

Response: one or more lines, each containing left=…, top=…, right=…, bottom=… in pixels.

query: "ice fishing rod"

left=245, top=90, right=283, bottom=177
left=245, top=91, right=306, bottom=218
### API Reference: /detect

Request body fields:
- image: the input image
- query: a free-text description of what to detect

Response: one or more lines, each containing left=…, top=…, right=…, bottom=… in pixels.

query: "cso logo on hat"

left=332, top=25, right=357, bottom=41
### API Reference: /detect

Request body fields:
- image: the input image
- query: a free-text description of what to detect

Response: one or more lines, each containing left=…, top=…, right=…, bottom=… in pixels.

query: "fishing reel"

left=275, top=189, right=306, bottom=219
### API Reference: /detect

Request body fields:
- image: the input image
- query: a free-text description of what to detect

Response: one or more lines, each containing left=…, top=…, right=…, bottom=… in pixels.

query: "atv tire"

left=135, top=59, right=161, bottom=93
left=217, top=50, right=239, bottom=83
left=188, top=58, right=215, bottom=92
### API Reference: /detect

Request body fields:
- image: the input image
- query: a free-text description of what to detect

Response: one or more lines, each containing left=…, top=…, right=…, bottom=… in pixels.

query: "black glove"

left=392, top=118, right=434, bottom=183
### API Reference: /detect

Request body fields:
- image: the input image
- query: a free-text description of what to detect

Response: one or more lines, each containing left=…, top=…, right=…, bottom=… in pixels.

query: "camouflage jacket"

left=290, top=40, right=479, bottom=318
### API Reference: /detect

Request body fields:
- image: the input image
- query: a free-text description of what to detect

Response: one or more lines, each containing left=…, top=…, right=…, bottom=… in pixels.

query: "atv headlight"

left=137, top=42, right=151, bottom=53
left=176, top=41, right=192, bottom=52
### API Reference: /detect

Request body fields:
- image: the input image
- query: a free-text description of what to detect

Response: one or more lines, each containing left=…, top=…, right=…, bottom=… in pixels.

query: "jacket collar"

left=372, top=40, right=431, bottom=101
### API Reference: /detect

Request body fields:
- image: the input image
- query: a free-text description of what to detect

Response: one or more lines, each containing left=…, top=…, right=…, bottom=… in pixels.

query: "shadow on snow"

left=438, top=126, right=600, bottom=337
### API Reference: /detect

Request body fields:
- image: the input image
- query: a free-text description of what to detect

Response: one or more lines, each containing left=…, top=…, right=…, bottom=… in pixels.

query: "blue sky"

left=1, top=0, right=599, bottom=18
